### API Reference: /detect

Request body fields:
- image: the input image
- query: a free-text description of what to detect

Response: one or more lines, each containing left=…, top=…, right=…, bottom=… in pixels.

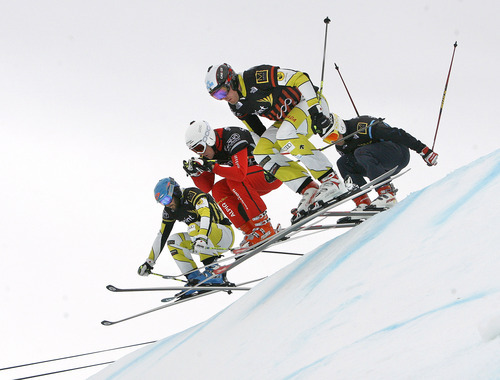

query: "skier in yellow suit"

left=138, top=177, right=234, bottom=296
left=205, top=63, right=347, bottom=223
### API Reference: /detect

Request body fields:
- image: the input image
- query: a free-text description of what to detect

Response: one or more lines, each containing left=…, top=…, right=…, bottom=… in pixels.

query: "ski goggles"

left=156, top=185, right=175, bottom=206
left=322, top=130, right=341, bottom=144
left=210, top=84, right=229, bottom=100
left=190, top=142, right=207, bottom=154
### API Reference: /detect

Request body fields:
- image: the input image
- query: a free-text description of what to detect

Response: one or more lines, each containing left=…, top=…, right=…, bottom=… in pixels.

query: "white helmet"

left=321, top=114, right=346, bottom=144
left=185, top=120, right=216, bottom=154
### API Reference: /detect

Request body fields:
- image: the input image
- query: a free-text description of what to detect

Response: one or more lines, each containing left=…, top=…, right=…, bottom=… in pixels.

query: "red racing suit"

left=192, top=126, right=281, bottom=228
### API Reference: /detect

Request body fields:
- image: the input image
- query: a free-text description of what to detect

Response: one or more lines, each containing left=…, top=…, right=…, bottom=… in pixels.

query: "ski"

left=160, top=223, right=357, bottom=280
left=101, top=277, right=265, bottom=326
left=323, top=209, right=383, bottom=224
left=157, top=216, right=360, bottom=281
left=163, top=167, right=408, bottom=301
left=301, top=222, right=359, bottom=230
left=209, top=167, right=409, bottom=278
left=319, top=210, right=381, bottom=217
left=106, top=284, right=254, bottom=293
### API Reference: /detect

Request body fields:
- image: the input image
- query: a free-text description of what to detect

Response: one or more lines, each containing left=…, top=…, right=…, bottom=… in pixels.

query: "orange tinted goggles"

left=322, top=130, right=340, bottom=144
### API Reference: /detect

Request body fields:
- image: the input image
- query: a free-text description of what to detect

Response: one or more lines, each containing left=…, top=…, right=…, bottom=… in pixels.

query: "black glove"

left=419, top=147, right=438, bottom=166
left=138, top=261, right=154, bottom=276
left=309, top=104, right=332, bottom=135
left=183, top=158, right=213, bottom=177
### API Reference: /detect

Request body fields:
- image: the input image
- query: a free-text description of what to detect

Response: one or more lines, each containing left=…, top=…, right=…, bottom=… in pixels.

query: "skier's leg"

left=167, top=232, right=198, bottom=274
left=276, top=104, right=333, bottom=180
left=188, top=222, right=235, bottom=285
left=354, top=142, right=410, bottom=210
left=336, top=153, right=368, bottom=187
left=354, top=142, right=410, bottom=181
left=224, top=167, right=281, bottom=246
left=224, top=178, right=267, bottom=219
left=244, top=164, right=282, bottom=196
left=211, top=179, right=249, bottom=228
left=277, top=101, right=347, bottom=206
left=253, top=126, right=312, bottom=193
left=187, top=222, right=235, bottom=264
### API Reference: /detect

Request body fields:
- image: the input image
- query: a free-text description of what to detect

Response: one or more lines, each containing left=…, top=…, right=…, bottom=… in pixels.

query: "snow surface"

left=90, top=149, right=500, bottom=379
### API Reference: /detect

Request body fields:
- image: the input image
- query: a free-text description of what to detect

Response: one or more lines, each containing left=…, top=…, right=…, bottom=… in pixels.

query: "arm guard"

left=147, top=220, right=174, bottom=263
left=194, top=195, right=212, bottom=238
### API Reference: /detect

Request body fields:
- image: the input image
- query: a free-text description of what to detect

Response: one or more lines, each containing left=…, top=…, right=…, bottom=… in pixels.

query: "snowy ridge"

left=92, top=149, right=500, bottom=380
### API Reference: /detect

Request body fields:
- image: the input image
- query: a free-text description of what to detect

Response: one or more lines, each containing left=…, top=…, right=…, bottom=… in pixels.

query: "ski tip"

left=232, top=247, right=247, bottom=255
left=213, top=265, right=230, bottom=274
left=106, top=285, right=118, bottom=292
left=101, top=320, right=113, bottom=326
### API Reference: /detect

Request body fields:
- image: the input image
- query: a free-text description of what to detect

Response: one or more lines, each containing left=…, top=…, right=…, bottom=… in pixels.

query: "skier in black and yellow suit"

left=205, top=63, right=347, bottom=223
left=138, top=177, right=234, bottom=287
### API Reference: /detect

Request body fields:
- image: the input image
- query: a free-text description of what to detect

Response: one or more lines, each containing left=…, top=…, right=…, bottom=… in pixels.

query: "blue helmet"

left=154, top=177, right=181, bottom=206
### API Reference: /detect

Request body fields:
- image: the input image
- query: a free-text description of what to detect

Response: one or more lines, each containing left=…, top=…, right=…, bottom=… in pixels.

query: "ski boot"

left=176, top=269, right=206, bottom=299
left=201, top=264, right=235, bottom=295
left=310, top=170, right=348, bottom=212
left=291, top=181, right=319, bottom=224
left=366, top=183, right=397, bottom=210
left=242, top=211, right=276, bottom=247
left=337, top=193, right=371, bottom=224
left=238, top=218, right=256, bottom=247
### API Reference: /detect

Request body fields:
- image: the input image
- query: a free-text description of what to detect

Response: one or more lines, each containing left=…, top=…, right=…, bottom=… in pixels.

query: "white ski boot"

left=291, top=182, right=319, bottom=223
left=310, top=171, right=347, bottom=210
left=366, top=184, right=397, bottom=210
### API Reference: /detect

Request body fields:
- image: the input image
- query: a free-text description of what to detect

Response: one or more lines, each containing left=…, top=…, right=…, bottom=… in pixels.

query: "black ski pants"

left=336, top=141, right=410, bottom=188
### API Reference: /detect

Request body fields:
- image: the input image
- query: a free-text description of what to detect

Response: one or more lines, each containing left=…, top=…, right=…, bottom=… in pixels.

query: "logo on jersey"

left=225, top=133, right=242, bottom=151
left=257, top=94, right=273, bottom=105
left=255, top=70, right=269, bottom=84
left=282, top=141, right=295, bottom=153
left=220, top=202, right=236, bottom=217
left=357, top=122, right=368, bottom=134
left=252, top=106, right=268, bottom=116
left=275, top=97, right=294, bottom=120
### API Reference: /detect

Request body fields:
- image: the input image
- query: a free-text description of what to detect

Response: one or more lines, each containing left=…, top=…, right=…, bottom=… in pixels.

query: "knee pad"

left=167, top=232, right=193, bottom=255
left=187, top=222, right=200, bottom=238
left=257, top=155, right=281, bottom=177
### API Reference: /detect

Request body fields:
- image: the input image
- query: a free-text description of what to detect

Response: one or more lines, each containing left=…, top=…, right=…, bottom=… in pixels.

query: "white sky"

left=1, top=0, right=499, bottom=378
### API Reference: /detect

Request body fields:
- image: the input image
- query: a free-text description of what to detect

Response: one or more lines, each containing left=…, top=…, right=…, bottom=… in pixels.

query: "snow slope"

left=91, top=149, right=500, bottom=380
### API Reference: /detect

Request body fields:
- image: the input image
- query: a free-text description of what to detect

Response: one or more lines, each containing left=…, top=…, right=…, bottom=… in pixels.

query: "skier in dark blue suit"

left=318, top=114, right=438, bottom=212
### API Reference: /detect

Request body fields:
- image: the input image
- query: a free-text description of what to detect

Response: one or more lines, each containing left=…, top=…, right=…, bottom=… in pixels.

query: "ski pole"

left=334, top=63, right=360, bottom=117
left=263, top=250, right=304, bottom=256
left=318, top=16, right=331, bottom=100
left=151, top=272, right=186, bottom=282
left=432, top=41, right=458, bottom=150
